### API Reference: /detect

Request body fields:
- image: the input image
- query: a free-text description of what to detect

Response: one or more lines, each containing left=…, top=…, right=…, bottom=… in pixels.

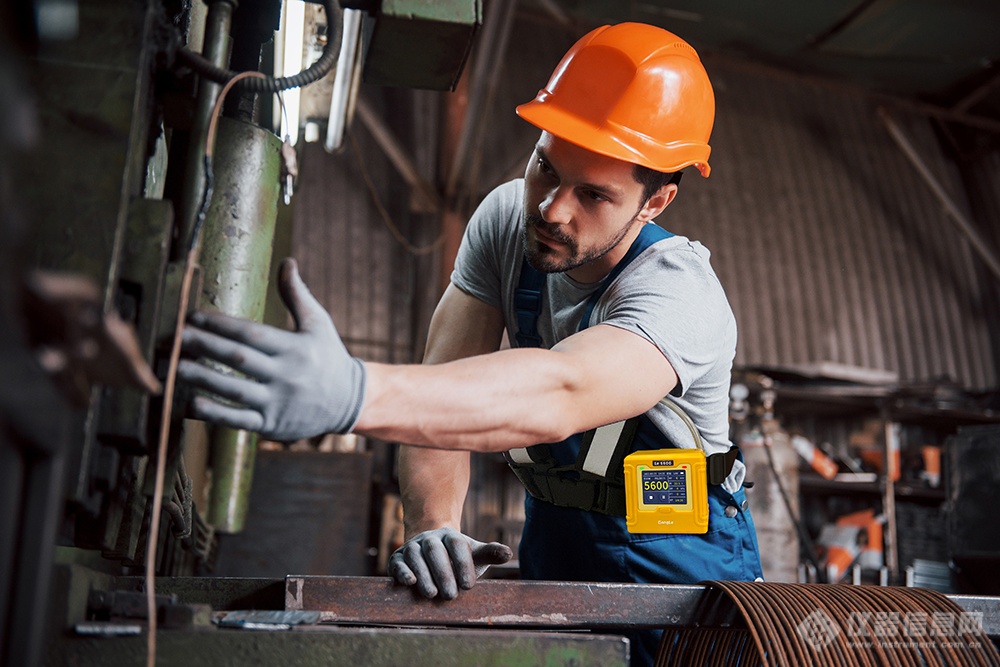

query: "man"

left=179, top=23, right=762, bottom=666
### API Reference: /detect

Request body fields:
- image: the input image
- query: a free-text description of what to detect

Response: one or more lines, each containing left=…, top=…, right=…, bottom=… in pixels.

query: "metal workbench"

left=45, top=570, right=1000, bottom=666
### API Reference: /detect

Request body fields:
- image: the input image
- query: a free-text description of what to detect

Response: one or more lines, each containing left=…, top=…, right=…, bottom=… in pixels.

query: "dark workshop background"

left=3, top=4, right=1000, bottom=664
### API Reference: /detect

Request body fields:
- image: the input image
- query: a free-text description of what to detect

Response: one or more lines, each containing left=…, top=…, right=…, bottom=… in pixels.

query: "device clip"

left=707, top=446, right=740, bottom=485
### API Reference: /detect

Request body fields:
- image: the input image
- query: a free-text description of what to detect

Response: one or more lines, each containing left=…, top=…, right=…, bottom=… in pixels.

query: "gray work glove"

left=388, top=528, right=513, bottom=600
left=178, top=258, right=366, bottom=441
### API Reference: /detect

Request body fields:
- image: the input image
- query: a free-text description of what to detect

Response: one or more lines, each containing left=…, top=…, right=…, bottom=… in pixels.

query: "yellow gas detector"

left=623, top=398, right=711, bottom=534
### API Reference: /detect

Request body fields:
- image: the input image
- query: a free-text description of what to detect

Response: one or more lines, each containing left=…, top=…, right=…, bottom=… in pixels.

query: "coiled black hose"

left=175, top=0, right=344, bottom=92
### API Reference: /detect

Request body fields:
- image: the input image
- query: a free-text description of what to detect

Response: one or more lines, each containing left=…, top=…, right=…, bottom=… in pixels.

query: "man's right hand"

left=178, top=258, right=365, bottom=442
left=387, top=528, right=512, bottom=599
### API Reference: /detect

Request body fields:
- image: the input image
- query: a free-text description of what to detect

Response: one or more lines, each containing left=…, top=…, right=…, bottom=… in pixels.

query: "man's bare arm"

left=180, top=258, right=678, bottom=453
left=356, top=307, right=678, bottom=453
left=390, top=284, right=513, bottom=599
left=398, top=283, right=504, bottom=537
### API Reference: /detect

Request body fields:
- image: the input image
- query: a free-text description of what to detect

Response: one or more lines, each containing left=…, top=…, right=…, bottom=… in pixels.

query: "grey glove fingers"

left=181, top=325, right=278, bottom=379
left=442, top=531, right=478, bottom=590
left=277, top=258, right=331, bottom=333
left=400, top=540, right=441, bottom=598
left=471, top=541, right=514, bottom=578
left=176, top=359, right=270, bottom=407
left=187, top=309, right=289, bottom=356
left=421, top=537, right=461, bottom=599
left=188, top=394, right=265, bottom=434
left=471, top=541, right=514, bottom=566
left=386, top=550, right=417, bottom=586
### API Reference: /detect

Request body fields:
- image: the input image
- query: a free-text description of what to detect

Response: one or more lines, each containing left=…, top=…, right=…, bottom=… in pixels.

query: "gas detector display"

left=640, top=468, right=688, bottom=505
left=623, top=449, right=709, bottom=534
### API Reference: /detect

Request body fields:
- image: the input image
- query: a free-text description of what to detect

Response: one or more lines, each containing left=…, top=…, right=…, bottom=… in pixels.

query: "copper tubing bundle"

left=655, top=581, right=1000, bottom=667
left=657, top=627, right=763, bottom=665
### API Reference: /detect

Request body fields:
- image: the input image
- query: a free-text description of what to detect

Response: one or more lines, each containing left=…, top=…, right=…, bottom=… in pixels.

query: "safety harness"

left=504, top=222, right=739, bottom=516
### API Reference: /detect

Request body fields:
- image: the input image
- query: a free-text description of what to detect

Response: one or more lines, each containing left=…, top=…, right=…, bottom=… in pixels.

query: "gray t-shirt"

left=452, top=179, right=743, bottom=486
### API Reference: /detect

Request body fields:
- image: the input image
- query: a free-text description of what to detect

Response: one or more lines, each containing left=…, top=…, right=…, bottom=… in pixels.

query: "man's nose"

left=538, top=187, right=572, bottom=224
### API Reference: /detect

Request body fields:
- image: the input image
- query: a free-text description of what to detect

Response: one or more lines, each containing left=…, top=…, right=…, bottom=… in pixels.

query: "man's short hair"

left=633, top=164, right=683, bottom=203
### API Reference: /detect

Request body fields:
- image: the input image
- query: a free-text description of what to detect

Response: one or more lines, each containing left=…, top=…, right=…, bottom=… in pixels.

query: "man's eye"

left=537, top=158, right=554, bottom=175
left=585, top=190, right=609, bottom=203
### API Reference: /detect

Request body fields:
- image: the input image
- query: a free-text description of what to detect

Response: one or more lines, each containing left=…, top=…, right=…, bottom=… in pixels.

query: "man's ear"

left=638, top=183, right=678, bottom=222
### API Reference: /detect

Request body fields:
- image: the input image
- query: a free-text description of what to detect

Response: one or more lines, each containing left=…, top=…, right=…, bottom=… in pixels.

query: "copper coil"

left=654, top=581, right=1000, bottom=667
left=656, top=628, right=762, bottom=666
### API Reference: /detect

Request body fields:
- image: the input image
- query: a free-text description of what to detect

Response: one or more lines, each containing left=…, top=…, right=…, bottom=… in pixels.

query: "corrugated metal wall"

left=666, top=58, right=998, bottom=390
left=289, top=19, right=999, bottom=391
left=290, top=89, right=442, bottom=366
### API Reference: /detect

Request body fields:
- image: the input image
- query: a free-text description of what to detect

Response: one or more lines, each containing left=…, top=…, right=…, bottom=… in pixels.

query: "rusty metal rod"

left=952, top=69, right=1000, bottom=115
left=283, top=576, right=1000, bottom=638
left=285, top=577, right=711, bottom=629
left=443, top=0, right=518, bottom=201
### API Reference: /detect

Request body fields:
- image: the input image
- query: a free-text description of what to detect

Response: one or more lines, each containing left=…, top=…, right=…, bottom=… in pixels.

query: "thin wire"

left=204, top=71, right=268, bottom=159
left=145, top=247, right=198, bottom=667
left=276, top=89, right=291, bottom=143
left=349, top=132, right=446, bottom=256
left=659, top=396, right=705, bottom=451
left=146, top=68, right=270, bottom=667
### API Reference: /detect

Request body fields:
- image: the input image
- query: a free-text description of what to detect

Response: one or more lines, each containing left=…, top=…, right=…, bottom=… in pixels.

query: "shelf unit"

left=758, top=379, right=1000, bottom=586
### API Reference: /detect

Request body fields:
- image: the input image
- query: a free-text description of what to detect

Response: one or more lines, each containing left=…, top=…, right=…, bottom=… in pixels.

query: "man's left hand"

left=178, top=258, right=366, bottom=441
left=388, top=528, right=513, bottom=599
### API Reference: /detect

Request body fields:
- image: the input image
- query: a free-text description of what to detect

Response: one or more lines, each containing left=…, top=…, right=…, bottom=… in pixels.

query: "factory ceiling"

left=522, top=0, right=1000, bottom=135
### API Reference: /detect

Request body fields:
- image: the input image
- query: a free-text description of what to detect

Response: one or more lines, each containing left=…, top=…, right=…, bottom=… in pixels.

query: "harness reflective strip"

left=581, top=420, right=626, bottom=476
left=508, top=447, right=534, bottom=464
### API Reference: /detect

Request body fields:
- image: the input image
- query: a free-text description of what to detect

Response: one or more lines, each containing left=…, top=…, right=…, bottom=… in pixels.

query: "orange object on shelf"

left=886, top=423, right=901, bottom=482
left=819, top=509, right=886, bottom=581
left=790, top=434, right=839, bottom=480
left=839, top=509, right=884, bottom=569
left=817, top=523, right=863, bottom=582
left=922, top=445, right=941, bottom=488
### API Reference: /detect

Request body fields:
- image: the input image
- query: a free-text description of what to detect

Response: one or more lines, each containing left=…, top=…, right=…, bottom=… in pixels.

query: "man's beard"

left=523, top=211, right=637, bottom=275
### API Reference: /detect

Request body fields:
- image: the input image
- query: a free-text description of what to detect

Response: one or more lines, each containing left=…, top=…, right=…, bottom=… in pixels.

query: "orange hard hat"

left=516, top=23, right=715, bottom=177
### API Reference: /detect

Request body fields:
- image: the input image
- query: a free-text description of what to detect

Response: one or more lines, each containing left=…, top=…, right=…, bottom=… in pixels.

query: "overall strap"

left=514, top=261, right=546, bottom=348
left=513, top=222, right=674, bottom=348
left=578, top=222, right=673, bottom=331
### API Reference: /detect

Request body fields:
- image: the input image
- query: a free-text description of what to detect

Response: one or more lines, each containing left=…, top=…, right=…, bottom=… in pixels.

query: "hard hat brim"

left=516, top=99, right=712, bottom=178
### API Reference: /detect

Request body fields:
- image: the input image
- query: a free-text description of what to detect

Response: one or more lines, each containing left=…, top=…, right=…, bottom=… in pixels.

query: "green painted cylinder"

left=206, top=427, right=259, bottom=533
left=200, top=116, right=282, bottom=533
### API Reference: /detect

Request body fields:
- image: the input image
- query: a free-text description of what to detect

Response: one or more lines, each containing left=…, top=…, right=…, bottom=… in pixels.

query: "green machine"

left=0, top=1, right=479, bottom=665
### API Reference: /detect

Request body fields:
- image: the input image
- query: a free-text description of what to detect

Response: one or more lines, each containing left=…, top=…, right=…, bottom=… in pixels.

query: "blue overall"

left=511, top=223, right=763, bottom=667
